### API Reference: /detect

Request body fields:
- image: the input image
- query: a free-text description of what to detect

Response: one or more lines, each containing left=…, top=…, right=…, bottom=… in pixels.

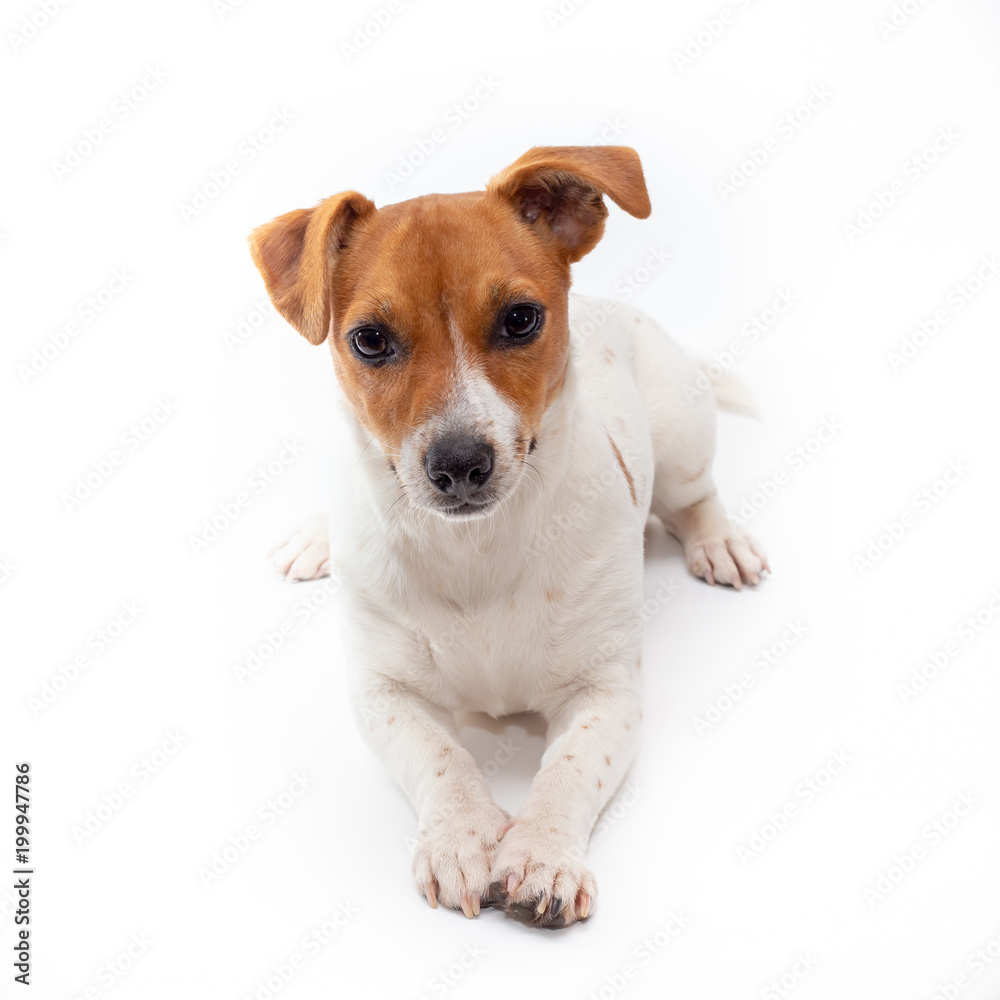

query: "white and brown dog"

left=250, top=146, right=768, bottom=928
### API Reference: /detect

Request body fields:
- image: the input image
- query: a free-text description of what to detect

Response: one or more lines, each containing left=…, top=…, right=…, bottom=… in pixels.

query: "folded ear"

left=248, top=191, right=375, bottom=345
left=487, top=146, right=651, bottom=263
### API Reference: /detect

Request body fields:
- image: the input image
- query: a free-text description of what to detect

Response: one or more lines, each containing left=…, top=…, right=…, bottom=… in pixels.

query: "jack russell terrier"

left=250, top=145, right=768, bottom=928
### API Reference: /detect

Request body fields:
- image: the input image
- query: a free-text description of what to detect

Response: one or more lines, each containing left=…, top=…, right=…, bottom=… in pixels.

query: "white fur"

left=395, top=342, right=525, bottom=518
left=276, top=293, right=766, bottom=924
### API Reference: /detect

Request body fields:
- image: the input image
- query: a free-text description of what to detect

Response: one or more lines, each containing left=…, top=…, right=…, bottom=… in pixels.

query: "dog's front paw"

left=491, top=817, right=596, bottom=927
left=268, top=515, right=330, bottom=582
left=412, top=801, right=510, bottom=918
left=685, top=524, right=769, bottom=589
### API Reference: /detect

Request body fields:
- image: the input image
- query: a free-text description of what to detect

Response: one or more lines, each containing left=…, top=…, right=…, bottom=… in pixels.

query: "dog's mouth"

left=418, top=464, right=525, bottom=521
left=433, top=494, right=502, bottom=520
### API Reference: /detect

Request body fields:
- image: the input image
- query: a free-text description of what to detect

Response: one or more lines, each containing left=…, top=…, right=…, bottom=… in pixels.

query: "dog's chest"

left=407, top=580, right=564, bottom=715
left=381, top=482, right=646, bottom=716
left=337, top=300, right=658, bottom=715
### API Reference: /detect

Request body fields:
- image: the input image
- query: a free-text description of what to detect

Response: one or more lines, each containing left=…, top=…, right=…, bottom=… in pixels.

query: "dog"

left=249, top=146, right=768, bottom=928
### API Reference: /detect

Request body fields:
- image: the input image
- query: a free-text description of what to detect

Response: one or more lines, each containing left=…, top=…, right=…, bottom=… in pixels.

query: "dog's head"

left=249, top=146, right=650, bottom=520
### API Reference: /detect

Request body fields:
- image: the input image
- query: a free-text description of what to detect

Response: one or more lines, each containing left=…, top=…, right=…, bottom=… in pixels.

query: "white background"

left=3, top=0, right=1000, bottom=997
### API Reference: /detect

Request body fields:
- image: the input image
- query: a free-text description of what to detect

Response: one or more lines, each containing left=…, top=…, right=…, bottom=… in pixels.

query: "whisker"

left=381, top=484, right=409, bottom=529
left=524, top=459, right=545, bottom=488
left=357, top=435, right=377, bottom=464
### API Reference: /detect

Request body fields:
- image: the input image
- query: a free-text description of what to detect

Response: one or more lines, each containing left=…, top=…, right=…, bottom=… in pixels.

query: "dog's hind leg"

left=631, top=320, right=769, bottom=588
left=659, top=489, right=769, bottom=588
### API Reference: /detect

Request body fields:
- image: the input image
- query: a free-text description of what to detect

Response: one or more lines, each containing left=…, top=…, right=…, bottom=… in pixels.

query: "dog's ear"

left=248, top=192, right=376, bottom=345
left=487, top=146, right=651, bottom=263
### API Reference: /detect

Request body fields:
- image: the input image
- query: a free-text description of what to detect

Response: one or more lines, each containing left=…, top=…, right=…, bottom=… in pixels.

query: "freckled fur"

left=252, top=146, right=768, bottom=925
left=606, top=432, right=637, bottom=507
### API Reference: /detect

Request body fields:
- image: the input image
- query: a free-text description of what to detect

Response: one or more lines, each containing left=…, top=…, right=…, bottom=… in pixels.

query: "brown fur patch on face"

left=327, top=192, right=572, bottom=459
left=606, top=432, right=637, bottom=507
left=249, top=148, right=653, bottom=500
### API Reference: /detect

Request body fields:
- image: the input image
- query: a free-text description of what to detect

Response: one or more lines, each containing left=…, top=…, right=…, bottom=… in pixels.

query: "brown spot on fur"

left=605, top=755, right=611, bottom=766
left=606, top=432, right=637, bottom=506
left=386, top=716, right=395, bottom=725
left=597, top=780, right=604, bottom=789
left=439, top=747, right=452, bottom=757
left=436, top=769, right=445, bottom=777
left=546, top=589, right=563, bottom=602
left=582, top=724, right=590, bottom=730
left=624, top=722, right=631, bottom=730
left=564, top=754, right=575, bottom=761
left=603, top=347, right=615, bottom=364
left=676, top=460, right=708, bottom=485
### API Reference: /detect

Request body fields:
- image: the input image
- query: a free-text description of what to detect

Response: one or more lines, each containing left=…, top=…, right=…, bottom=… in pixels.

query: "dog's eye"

left=352, top=327, right=392, bottom=358
left=502, top=305, right=541, bottom=339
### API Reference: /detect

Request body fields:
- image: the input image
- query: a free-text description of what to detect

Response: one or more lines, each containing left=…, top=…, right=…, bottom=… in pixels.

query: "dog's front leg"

left=351, top=670, right=510, bottom=918
left=492, top=673, right=643, bottom=926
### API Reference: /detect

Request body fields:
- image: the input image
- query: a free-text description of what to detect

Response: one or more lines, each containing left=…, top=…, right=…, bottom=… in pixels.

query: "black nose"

left=425, top=437, right=494, bottom=497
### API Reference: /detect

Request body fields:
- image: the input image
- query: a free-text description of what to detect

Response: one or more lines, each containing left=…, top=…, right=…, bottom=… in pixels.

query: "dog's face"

left=249, top=146, right=650, bottom=519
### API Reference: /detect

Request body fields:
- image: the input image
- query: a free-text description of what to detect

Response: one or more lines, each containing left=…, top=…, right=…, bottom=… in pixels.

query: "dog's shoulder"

left=567, top=292, right=672, bottom=371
